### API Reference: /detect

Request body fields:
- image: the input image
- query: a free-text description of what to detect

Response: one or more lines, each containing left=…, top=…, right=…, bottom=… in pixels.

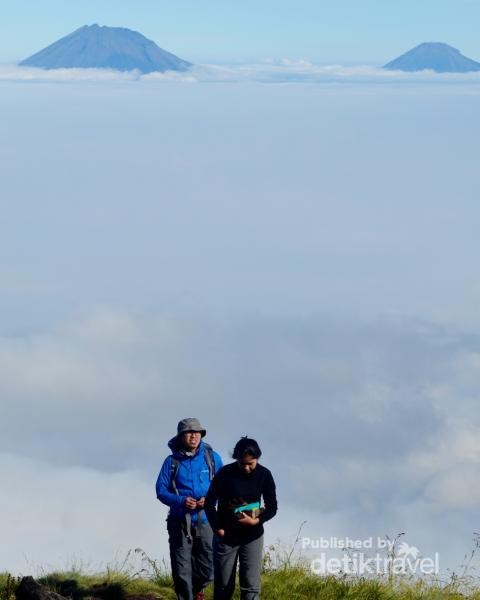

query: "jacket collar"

left=168, top=436, right=205, bottom=460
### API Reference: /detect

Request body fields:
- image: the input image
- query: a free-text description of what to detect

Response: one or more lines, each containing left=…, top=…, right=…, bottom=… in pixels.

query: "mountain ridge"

left=20, top=24, right=192, bottom=73
left=384, top=42, right=480, bottom=73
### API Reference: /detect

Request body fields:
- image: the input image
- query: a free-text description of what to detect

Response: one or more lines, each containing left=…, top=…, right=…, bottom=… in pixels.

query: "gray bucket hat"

left=177, top=417, right=206, bottom=438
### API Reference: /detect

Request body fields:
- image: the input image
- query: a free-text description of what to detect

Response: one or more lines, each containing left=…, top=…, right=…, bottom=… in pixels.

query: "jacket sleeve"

left=205, top=471, right=222, bottom=532
left=259, top=468, right=277, bottom=524
left=156, top=456, right=186, bottom=508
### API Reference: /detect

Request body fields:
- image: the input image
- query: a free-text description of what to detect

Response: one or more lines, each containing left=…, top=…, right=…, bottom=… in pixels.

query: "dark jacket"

left=205, top=462, right=277, bottom=543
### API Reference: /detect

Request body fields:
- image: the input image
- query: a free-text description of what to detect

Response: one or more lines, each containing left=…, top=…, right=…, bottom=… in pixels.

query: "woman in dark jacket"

left=205, top=437, right=277, bottom=600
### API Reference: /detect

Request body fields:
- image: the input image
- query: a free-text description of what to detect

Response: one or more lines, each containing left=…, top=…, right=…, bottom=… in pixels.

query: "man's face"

left=181, top=431, right=202, bottom=451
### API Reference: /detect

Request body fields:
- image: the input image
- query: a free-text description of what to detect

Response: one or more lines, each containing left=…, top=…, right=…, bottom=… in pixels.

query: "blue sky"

left=2, top=0, right=480, bottom=63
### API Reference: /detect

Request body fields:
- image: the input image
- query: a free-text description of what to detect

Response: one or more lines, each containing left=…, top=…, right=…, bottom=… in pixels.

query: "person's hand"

left=184, top=497, right=197, bottom=509
left=237, top=513, right=260, bottom=526
left=216, top=529, right=225, bottom=537
left=196, top=497, right=205, bottom=508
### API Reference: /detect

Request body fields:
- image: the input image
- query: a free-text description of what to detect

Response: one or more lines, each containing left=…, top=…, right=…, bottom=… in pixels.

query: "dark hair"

left=232, top=437, right=262, bottom=460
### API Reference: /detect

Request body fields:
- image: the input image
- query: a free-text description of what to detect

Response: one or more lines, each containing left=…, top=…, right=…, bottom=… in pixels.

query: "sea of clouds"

left=2, top=60, right=480, bottom=85
left=1, top=309, right=480, bottom=573
left=1, top=74, right=479, bottom=575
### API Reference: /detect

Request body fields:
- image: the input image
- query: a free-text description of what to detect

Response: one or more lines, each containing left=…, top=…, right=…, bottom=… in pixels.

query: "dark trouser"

left=213, top=534, right=263, bottom=600
left=167, top=517, right=214, bottom=600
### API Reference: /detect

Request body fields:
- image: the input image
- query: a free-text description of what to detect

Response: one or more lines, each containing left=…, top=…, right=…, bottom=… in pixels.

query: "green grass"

left=0, top=573, right=19, bottom=600
left=2, top=566, right=480, bottom=600
left=2, top=538, right=480, bottom=600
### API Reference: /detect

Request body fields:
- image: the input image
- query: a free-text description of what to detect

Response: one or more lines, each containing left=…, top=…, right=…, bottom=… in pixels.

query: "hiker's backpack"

left=170, top=442, right=215, bottom=496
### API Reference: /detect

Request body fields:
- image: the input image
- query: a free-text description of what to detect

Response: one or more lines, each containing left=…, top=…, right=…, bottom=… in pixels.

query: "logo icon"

left=398, top=542, right=420, bottom=559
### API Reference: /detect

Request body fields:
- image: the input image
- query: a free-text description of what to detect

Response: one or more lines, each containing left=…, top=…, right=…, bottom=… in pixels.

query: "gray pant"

left=167, top=517, right=214, bottom=600
left=213, top=534, right=263, bottom=600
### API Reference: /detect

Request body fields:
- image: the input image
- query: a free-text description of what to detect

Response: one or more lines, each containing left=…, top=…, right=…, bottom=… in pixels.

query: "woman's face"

left=237, top=454, right=258, bottom=474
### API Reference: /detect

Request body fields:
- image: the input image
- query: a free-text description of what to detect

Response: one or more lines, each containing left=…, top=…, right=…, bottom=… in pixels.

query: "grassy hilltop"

left=2, top=540, right=480, bottom=600
left=2, top=565, right=480, bottom=600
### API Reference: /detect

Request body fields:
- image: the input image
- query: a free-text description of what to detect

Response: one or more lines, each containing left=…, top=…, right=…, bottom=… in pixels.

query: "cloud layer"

left=3, top=61, right=480, bottom=84
left=2, top=309, right=480, bottom=572
left=1, top=74, right=479, bottom=576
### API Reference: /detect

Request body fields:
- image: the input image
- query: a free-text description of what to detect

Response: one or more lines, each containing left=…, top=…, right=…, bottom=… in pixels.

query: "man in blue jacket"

left=156, top=418, right=223, bottom=600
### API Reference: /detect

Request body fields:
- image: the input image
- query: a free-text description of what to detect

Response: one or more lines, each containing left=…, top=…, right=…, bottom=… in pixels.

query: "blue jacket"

left=156, top=437, right=223, bottom=524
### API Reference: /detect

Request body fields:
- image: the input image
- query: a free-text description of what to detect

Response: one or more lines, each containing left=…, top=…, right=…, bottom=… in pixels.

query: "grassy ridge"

left=2, top=540, right=480, bottom=600
left=2, top=567, right=480, bottom=600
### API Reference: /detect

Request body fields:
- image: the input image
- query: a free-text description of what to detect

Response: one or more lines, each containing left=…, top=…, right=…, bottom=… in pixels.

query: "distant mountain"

left=20, top=24, right=192, bottom=73
left=384, top=42, right=480, bottom=73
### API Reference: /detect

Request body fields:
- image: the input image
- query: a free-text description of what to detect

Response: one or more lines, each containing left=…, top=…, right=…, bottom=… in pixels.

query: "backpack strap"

left=169, top=457, right=193, bottom=541
left=170, top=457, right=180, bottom=495
left=202, top=442, right=215, bottom=480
